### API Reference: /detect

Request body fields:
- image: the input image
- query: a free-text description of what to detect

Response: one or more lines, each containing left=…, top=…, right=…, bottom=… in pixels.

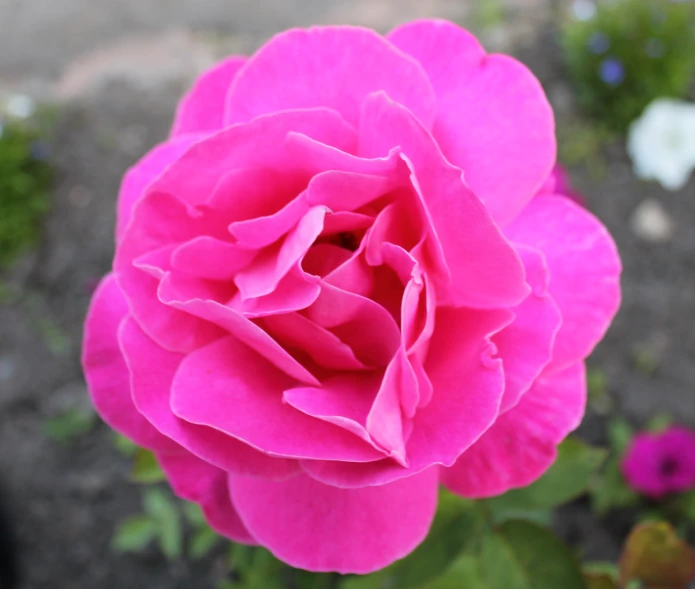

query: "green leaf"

left=113, top=434, right=138, bottom=456
left=606, top=418, right=633, bottom=455
left=182, top=501, right=207, bottom=527
left=189, top=526, right=220, bottom=560
left=341, top=491, right=485, bottom=589
left=645, top=414, right=672, bottom=434
left=481, top=521, right=585, bottom=589
left=130, top=448, right=165, bottom=484
left=418, top=555, right=486, bottom=589
left=143, top=488, right=183, bottom=560
left=590, top=456, right=640, bottom=515
left=111, top=515, right=157, bottom=553
left=43, top=408, right=96, bottom=443
left=485, top=438, right=608, bottom=513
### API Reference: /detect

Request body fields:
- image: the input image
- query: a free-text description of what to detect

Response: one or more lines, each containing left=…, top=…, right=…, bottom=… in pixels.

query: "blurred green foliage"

left=0, top=109, right=53, bottom=267
left=562, top=0, right=695, bottom=131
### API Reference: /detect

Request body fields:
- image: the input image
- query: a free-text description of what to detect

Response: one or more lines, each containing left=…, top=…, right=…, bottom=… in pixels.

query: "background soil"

left=1, top=1, right=693, bottom=587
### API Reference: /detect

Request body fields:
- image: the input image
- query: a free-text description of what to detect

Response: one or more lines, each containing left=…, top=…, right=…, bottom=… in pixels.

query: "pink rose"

left=622, top=426, right=695, bottom=499
left=538, top=164, right=587, bottom=208
left=83, top=20, right=621, bottom=573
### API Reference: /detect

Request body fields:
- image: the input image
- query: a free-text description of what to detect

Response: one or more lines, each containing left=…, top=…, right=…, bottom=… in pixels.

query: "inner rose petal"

left=234, top=206, right=326, bottom=300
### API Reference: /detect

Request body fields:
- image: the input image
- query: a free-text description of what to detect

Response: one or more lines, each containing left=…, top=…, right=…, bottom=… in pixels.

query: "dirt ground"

left=1, top=1, right=694, bottom=587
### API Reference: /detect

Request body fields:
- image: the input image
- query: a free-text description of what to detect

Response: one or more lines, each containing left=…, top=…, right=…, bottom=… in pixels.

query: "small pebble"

left=630, top=199, right=674, bottom=243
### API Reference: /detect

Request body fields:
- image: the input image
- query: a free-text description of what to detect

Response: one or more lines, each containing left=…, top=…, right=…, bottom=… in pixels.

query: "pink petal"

left=171, top=56, right=247, bottom=137
left=388, top=20, right=556, bottom=226
left=116, top=135, right=200, bottom=241
left=283, top=373, right=385, bottom=453
left=366, top=349, right=414, bottom=466
left=120, top=317, right=301, bottom=479
left=115, top=191, right=227, bottom=353
left=229, top=193, right=311, bottom=248
left=155, top=293, right=320, bottom=385
left=305, top=169, right=398, bottom=213
left=157, top=451, right=256, bottom=543
left=358, top=92, right=529, bottom=309
left=228, top=266, right=321, bottom=318
left=441, top=362, right=587, bottom=498
left=493, top=245, right=562, bottom=413
left=200, top=168, right=307, bottom=227
left=505, top=196, right=621, bottom=372
left=149, top=108, right=357, bottom=208
left=262, top=312, right=368, bottom=371
left=156, top=451, right=222, bottom=502
left=170, top=335, right=386, bottom=462
left=306, top=281, right=400, bottom=368
left=229, top=468, right=439, bottom=574
left=171, top=236, right=256, bottom=281
left=300, top=307, right=512, bottom=487
left=82, top=274, right=179, bottom=453
left=200, top=472, right=257, bottom=544
left=234, top=207, right=326, bottom=299
left=285, top=130, right=402, bottom=177
left=225, top=26, right=437, bottom=129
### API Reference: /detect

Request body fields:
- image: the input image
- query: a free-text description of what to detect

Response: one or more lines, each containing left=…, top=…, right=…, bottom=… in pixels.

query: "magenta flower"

left=622, top=426, right=695, bottom=499
left=82, top=20, right=622, bottom=573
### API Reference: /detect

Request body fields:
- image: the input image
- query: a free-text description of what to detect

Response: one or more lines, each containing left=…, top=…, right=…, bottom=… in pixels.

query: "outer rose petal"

left=493, top=245, right=562, bottom=413
left=388, top=19, right=556, bottom=225
left=82, top=274, right=179, bottom=453
left=441, top=362, right=587, bottom=498
left=171, top=56, right=246, bottom=137
left=229, top=468, right=439, bottom=574
left=120, top=318, right=302, bottom=479
left=202, top=472, right=257, bottom=544
left=505, top=196, right=622, bottom=372
left=156, top=451, right=221, bottom=502
left=116, top=135, right=199, bottom=241
left=225, top=26, right=437, bottom=129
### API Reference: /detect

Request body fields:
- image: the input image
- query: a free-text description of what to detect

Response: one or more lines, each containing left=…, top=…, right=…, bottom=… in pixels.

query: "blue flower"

left=598, top=58, right=625, bottom=86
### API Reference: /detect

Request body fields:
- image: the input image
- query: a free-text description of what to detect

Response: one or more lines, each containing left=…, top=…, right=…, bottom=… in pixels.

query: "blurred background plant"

left=562, top=0, right=695, bottom=132
left=0, top=94, right=54, bottom=268
left=107, top=430, right=695, bottom=588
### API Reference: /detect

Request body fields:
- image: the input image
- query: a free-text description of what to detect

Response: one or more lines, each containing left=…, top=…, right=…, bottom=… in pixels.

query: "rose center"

left=322, top=231, right=360, bottom=252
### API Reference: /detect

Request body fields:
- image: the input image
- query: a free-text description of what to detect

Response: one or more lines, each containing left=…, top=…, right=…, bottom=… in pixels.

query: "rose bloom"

left=622, top=426, right=695, bottom=499
left=83, top=20, right=621, bottom=573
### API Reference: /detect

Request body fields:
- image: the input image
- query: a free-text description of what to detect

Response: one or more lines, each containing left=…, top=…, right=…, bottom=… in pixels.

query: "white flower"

left=4, top=94, right=35, bottom=119
left=628, top=98, right=695, bottom=191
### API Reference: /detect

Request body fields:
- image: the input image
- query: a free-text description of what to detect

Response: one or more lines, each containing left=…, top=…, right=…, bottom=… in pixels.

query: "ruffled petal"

left=170, top=335, right=386, bottom=462
left=505, top=196, right=621, bottom=372
left=358, top=92, right=529, bottom=308
left=441, top=362, right=587, bottom=498
left=388, top=19, right=556, bottom=225
left=300, top=307, right=512, bottom=487
left=116, top=135, right=199, bottom=241
left=171, top=56, right=246, bottom=137
left=229, top=468, right=438, bottom=574
left=82, top=274, right=179, bottom=452
left=493, top=245, right=562, bottom=413
left=120, top=317, right=301, bottom=479
left=225, top=26, right=436, bottom=128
